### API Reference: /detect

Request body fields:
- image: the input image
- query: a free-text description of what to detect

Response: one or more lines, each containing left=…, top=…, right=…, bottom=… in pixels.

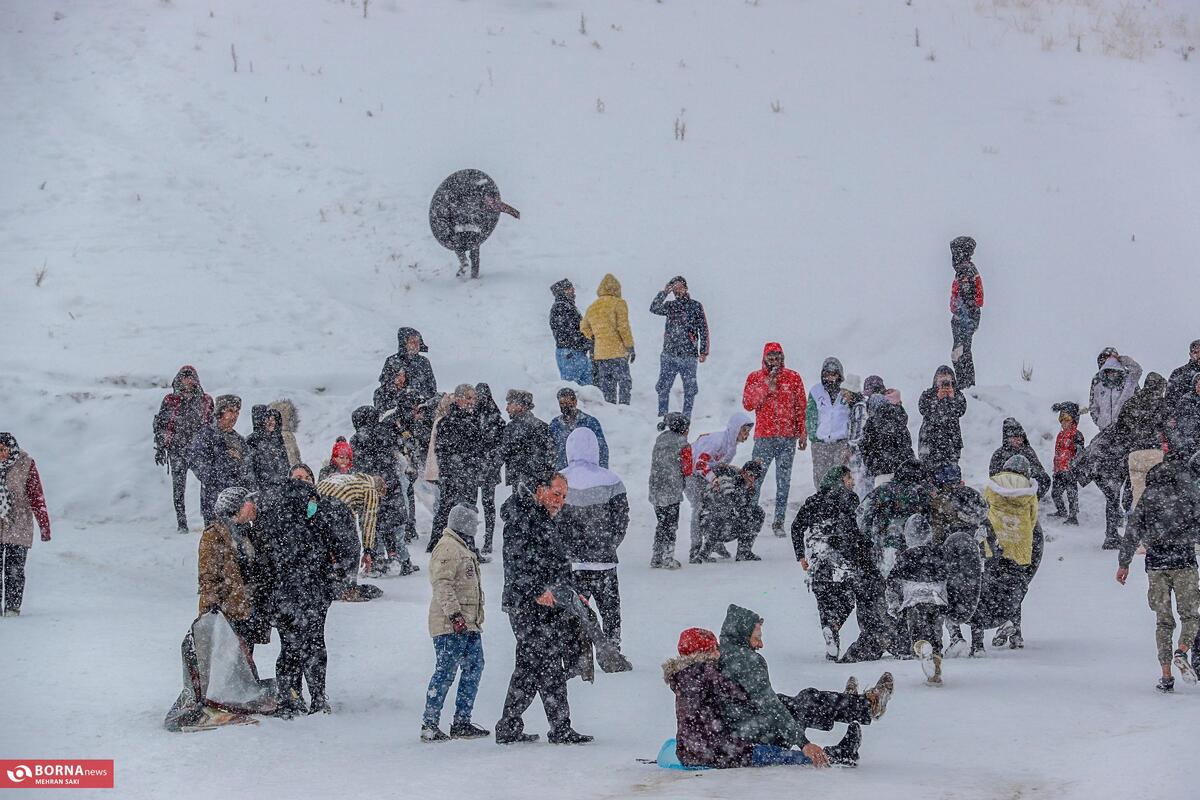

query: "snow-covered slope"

left=2, top=1, right=1197, bottom=797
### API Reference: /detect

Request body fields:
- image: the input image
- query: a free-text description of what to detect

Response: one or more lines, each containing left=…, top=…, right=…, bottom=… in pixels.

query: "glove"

left=450, top=612, right=468, bottom=634
left=154, top=448, right=167, bottom=466
left=627, top=347, right=636, bottom=364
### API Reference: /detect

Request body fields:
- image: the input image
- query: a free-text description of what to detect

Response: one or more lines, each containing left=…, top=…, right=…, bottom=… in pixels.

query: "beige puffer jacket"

left=427, top=528, right=484, bottom=637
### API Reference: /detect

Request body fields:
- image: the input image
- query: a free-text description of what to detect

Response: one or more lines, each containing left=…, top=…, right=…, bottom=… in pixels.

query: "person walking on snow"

left=1116, top=457, right=1200, bottom=692
left=742, top=343, right=807, bottom=536
left=948, top=236, right=983, bottom=389
left=1088, top=348, right=1142, bottom=543
left=648, top=413, right=692, bottom=570
left=650, top=276, right=710, bottom=419
left=981, top=455, right=1041, bottom=651
left=187, top=394, right=250, bottom=525
left=988, top=418, right=1050, bottom=500
left=0, top=434, right=51, bottom=617
left=498, top=389, right=556, bottom=506
left=1049, top=403, right=1085, bottom=525
left=429, top=385, right=486, bottom=553
left=806, top=357, right=852, bottom=492
left=1114, top=372, right=1169, bottom=509
left=549, top=280, right=592, bottom=386
left=550, top=388, right=609, bottom=470
left=580, top=274, right=635, bottom=405
left=153, top=365, right=213, bottom=533
left=197, top=488, right=258, bottom=642
left=686, top=412, right=754, bottom=562
left=422, top=504, right=489, bottom=741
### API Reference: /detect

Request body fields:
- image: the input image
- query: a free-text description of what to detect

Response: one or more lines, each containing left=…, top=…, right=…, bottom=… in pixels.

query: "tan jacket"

left=269, top=399, right=302, bottom=467
left=198, top=520, right=251, bottom=620
left=427, top=528, right=484, bottom=637
left=581, top=273, right=634, bottom=361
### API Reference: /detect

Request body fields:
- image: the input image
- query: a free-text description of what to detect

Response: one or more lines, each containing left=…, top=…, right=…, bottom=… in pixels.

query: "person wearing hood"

left=649, top=413, right=692, bottom=569
left=187, top=394, right=251, bottom=525
left=496, top=473, right=592, bottom=745
left=686, top=412, right=754, bottom=563
left=350, top=405, right=414, bottom=575
left=805, top=357, right=853, bottom=493
left=1087, top=349, right=1143, bottom=545
left=1115, top=372, right=1169, bottom=509
left=246, top=405, right=290, bottom=502
left=1089, top=349, right=1142, bottom=432
left=662, top=627, right=862, bottom=768
left=861, top=385, right=913, bottom=486
left=550, top=388, right=609, bottom=470
left=153, top=365, right=214, bottom=533
left=791, top=466, right=868, bottom=661
left=742, top=343, right=808, bottom=535
left=700, top=460, right=767, bottom=562
left=580, top=273, right=635, bottom=405
left=1165, top=339, right=1200, bottom=410
left=1116, top=457, right=1200, bottom=692
left=379, top=327, right=439, bottom=405
left=1050, top=402, right=1085, bottom=524
left=499, top=390, right=556, bottom=508
left=948, top=236, right=983, bottom=389
left=422, top=504, right=489, bottom=742
left=918, top=366, right=967, bottom=469
left=890, top=515, right=951, bottom=685
left=560, top=427, right=630, bottom=647
left=650, top=276, right=710, bottom=419
left=429, top=385, right=486, bottom=553
left=988, top=418, right=1050, bottom=500
left=0, top=434, right=51, bottom=617
left=980, top=455, right=1040, bottom=650
left=716, top=605, right=893, bottom=762
left=198, top=487, right=256, bottom=632
left=269, top=399, right=303, bottom=468
left=474, top=384, right=506, bottom=554
left=549, top=279, right=592, bottom=386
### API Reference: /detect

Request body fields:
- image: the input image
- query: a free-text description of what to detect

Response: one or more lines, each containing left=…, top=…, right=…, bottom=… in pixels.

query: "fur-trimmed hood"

left=662, top=650, right=719, bottom=684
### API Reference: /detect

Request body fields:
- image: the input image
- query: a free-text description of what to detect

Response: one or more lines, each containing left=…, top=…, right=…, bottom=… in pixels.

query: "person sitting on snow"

left=663, top=627, right=861, bottom=768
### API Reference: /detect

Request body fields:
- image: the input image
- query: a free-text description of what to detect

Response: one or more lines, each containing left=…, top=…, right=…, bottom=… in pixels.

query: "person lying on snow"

left=672, top=605, right=894, bottom=768
left=663, top=627, right=862, bottom=768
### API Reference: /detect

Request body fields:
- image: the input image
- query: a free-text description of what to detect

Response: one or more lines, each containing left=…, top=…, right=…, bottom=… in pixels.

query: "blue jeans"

left=655, top=354, right=698, bottom=418
left=751, top=437, right=797, bottom=526
left=751, top=744, right=812, bottom=767
left=595, top=358, right=632, bottom=405
left=423, top=632, right=484, bottom=727
left=555, top=348, right=592, bottom=386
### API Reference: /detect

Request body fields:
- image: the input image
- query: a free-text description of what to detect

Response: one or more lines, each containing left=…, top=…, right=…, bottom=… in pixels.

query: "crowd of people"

left=6, top=237, right=1200, bottom=771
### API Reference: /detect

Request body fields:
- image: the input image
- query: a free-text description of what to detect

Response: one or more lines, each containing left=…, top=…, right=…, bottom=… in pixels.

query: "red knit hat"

left=677, top=627, right=719, bottom=657
left=331, top=439, right=353, bottom=467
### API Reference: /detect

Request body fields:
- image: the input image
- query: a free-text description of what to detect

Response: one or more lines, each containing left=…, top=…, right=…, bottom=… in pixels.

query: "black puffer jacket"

left=861, top=396, right=914, bottom=476
left=435, top=404, right=485, bottom=494
left=918, top=366, right=967, bottom=466
left=246, top=405, right=291, bottom=498
left=988, top=418, right=1050, bottom=499
left=266, top=479, right=337, bottom=618
left=378, top=327, right=438, bottom=403
left=790, top=480, right=870, bottom=578
left=501, top=411, right=556, bottom=490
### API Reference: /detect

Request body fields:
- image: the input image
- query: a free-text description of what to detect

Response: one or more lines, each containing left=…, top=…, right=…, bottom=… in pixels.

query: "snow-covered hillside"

left=2, top=1, right=1198, bottom=797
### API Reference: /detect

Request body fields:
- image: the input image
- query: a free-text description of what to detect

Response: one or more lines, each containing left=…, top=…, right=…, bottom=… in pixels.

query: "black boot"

left=548, top=728, right=594, bottom=745
left=450, top=720, right=490, bottom=739
left=823, top=722, right=861, bottom=765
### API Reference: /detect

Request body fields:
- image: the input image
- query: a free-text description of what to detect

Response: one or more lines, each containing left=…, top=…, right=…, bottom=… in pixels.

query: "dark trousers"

left=841, top=573, right=903, bottom=662
left=812, top=580, right=856, bottom=648
left=905, top=603, right=944, bottom=656
left=374, top=489, right=404, bottom=560
left=951, top=317, right=976, bottom=389
left=652, top=504, right=680, bottom=564
left=456, top=246, right=481, bottom=278
left=498, top=608, right=572, bottom=736
left=275, top=601, right=330, bottom=707
left=1098, top=474, right=1125, bottom=540
left=405, top=481, right=418, bottom=541
left=777, top=688, right=872, bottom=733
left=2, top=544, right=29, bottom=613
left=572, top=569, right=622, bottom=647
left=1051, top=470, right=1079, bottom=518
left=594, top=358, right=632, bottom=405
left=168, top=452, right=189, bottom=529
left=477, top=483, right=497, bottom=551
left=655, top=355, right=698, bottom=418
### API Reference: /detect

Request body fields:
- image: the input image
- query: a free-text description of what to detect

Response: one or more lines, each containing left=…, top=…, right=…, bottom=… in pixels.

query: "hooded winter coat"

left=861, top=394, right=913, bottom=476
left=648, top=427, right=693, bottom=507
left=501, top=410, right=556, bottom=489
left=692, top=412, right=754, bottom=482
left=246, top=406, right=290, bottom=498
left=269, top=399, right=303, bottom=467
left=983, top=471, right=1039, bottom=566
left=580, top=274, right=634, bottom=361
left=349, top=406, right=397, bottom=483
left=153, top=366, right=214, bottom=457
left=717, top=604, right=810, bottom=748
left=378, top=327, right=439, bottom=403
left=858, top=460, right=931, bottom=576
left=1114, top=372, right=1169, bottom=453
left=0, top=444, right=51, bottom=548
left=265, top=479, right=338, bottom=617
left=790, top=474, right=868, bottom=580
left=918, top=366, right=966, bottom=465
left=950, top=261, right=984, bottom=328
left=476, top=384, right=506, bottom=487
left=499, top=489, right=573, bottom=612
left=663, top=651, right=756, bottom=768
left=1089, top=355, right=1142, bottom=432
left=988, top=418, right=1050, bottom=499
left=197, top=517, right=251, bottom=620
left=559, top=428, right=629, bottom=566
left=428, top=528, right=485, bottom=637
left=742, top=343, right=807, bottom=439
left=549, top=280, right=591, bottom=352
left=1054, top=423, right=1085, bottom=474
left=1120, top=458, right=1200, bottom=571
left=805, top=357, right=850, bottom=443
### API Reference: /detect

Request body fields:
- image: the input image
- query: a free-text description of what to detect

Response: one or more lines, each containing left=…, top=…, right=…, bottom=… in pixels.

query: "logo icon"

left=6, top=765, right=32, bottom=783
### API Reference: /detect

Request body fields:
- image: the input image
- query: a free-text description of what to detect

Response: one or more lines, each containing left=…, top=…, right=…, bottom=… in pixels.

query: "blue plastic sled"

left=657, top=738, right=712, bottom=771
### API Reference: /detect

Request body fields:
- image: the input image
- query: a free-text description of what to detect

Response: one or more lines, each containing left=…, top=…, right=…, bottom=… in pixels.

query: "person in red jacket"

left=949, top=236, right=984, bottom=389
left=742, top=343, right=807, bottom=534
left=1, top=433, right=52, bottom=617
left=152, top=365, right=214, bottom=533
left=1050, top=402, right=1085, bottom=525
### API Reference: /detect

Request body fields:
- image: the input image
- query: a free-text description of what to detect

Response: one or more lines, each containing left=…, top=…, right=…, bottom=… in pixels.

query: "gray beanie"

left=447, top=504, right=479, bottom=537
left=215, top=486, right=256, bottom=517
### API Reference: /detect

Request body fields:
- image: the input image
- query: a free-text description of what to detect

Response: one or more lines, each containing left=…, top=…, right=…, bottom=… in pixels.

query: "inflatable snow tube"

left=657, top=738, right=712, bottom=771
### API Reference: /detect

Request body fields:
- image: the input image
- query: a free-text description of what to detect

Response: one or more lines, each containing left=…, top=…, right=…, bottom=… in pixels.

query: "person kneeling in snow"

left=715, top=605, right=893, bottom=766
left=663, top=627, right=861, bottom=768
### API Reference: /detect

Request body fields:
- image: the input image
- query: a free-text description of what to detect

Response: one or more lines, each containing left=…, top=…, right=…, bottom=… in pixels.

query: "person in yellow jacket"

left=581, top=273, right=635, bottom=405
left=981, top=454, right=1040, bottom=650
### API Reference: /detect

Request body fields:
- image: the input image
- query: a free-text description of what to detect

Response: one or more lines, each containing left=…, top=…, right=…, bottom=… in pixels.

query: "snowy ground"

left=2, top=0, right=1198, bottom=797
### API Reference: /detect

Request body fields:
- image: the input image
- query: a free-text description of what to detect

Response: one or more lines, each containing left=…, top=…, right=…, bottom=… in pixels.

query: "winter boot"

left=735, top=548, right=762, bottom=562
left=844, top=675, right=859, bottom=695
left=1008, top=626, right=1024, bottom=649
left=548, top=728, right=594, bottom=745
left=1174, top=650, right=1198, bottom=684
left=992, top=621, right=1015, bottom=648
left=1049, top=509, right=1065, bottom=518
left=914, top=640, right=941, bottom=685
left=772, top=521, right=786, bottom=538
left=823, top=626, right=840, bottom=661
left=710, top=544, right=733, bottom=560
left=945, top=625, right=968, bottom=658
left=864, top=672, right=894, bottom=720
left=494, top=727, right=539, bottom=745
left=399, top=560, right=420, bottom=576
left=308, top=696, right=332, bottom=715
left=3, top=609, right=20, bottom=618
left=660, top=556, right=682, bottom=570
left=421, top=724, right=451, bottom=742
left=823, top=722, right=861, bottom=765
left=1064, top=516, right=1079, bottom=526
left=450, top=720, right=491, bottom=739
left=1156, top=676, right=1175, bottom=693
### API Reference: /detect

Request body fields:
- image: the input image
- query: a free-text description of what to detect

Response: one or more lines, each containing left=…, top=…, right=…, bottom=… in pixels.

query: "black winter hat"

left=351, top=405, right=379, bottom=430
left=550, top=279, right=573, bottom=297
left=1052, top=401, right=1081, bottom=422
left=658, top=412, right=690, bottom=434
left=742, top=458, right=766, bottom=479
left=669, top=275, right=687, bottom=288
left=950, top=236, right=976, bottom=265
left=1002, top=417, right=1027, bottom=441
left=397, top=326, right=429, bottom=353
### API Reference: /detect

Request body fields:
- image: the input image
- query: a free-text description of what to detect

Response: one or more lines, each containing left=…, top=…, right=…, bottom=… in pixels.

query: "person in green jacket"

left=717, top=604, right=894, bottom=766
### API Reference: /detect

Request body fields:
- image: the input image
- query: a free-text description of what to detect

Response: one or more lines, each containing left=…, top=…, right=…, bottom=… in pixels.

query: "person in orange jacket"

left=742, top=343, right=807, bottom=534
